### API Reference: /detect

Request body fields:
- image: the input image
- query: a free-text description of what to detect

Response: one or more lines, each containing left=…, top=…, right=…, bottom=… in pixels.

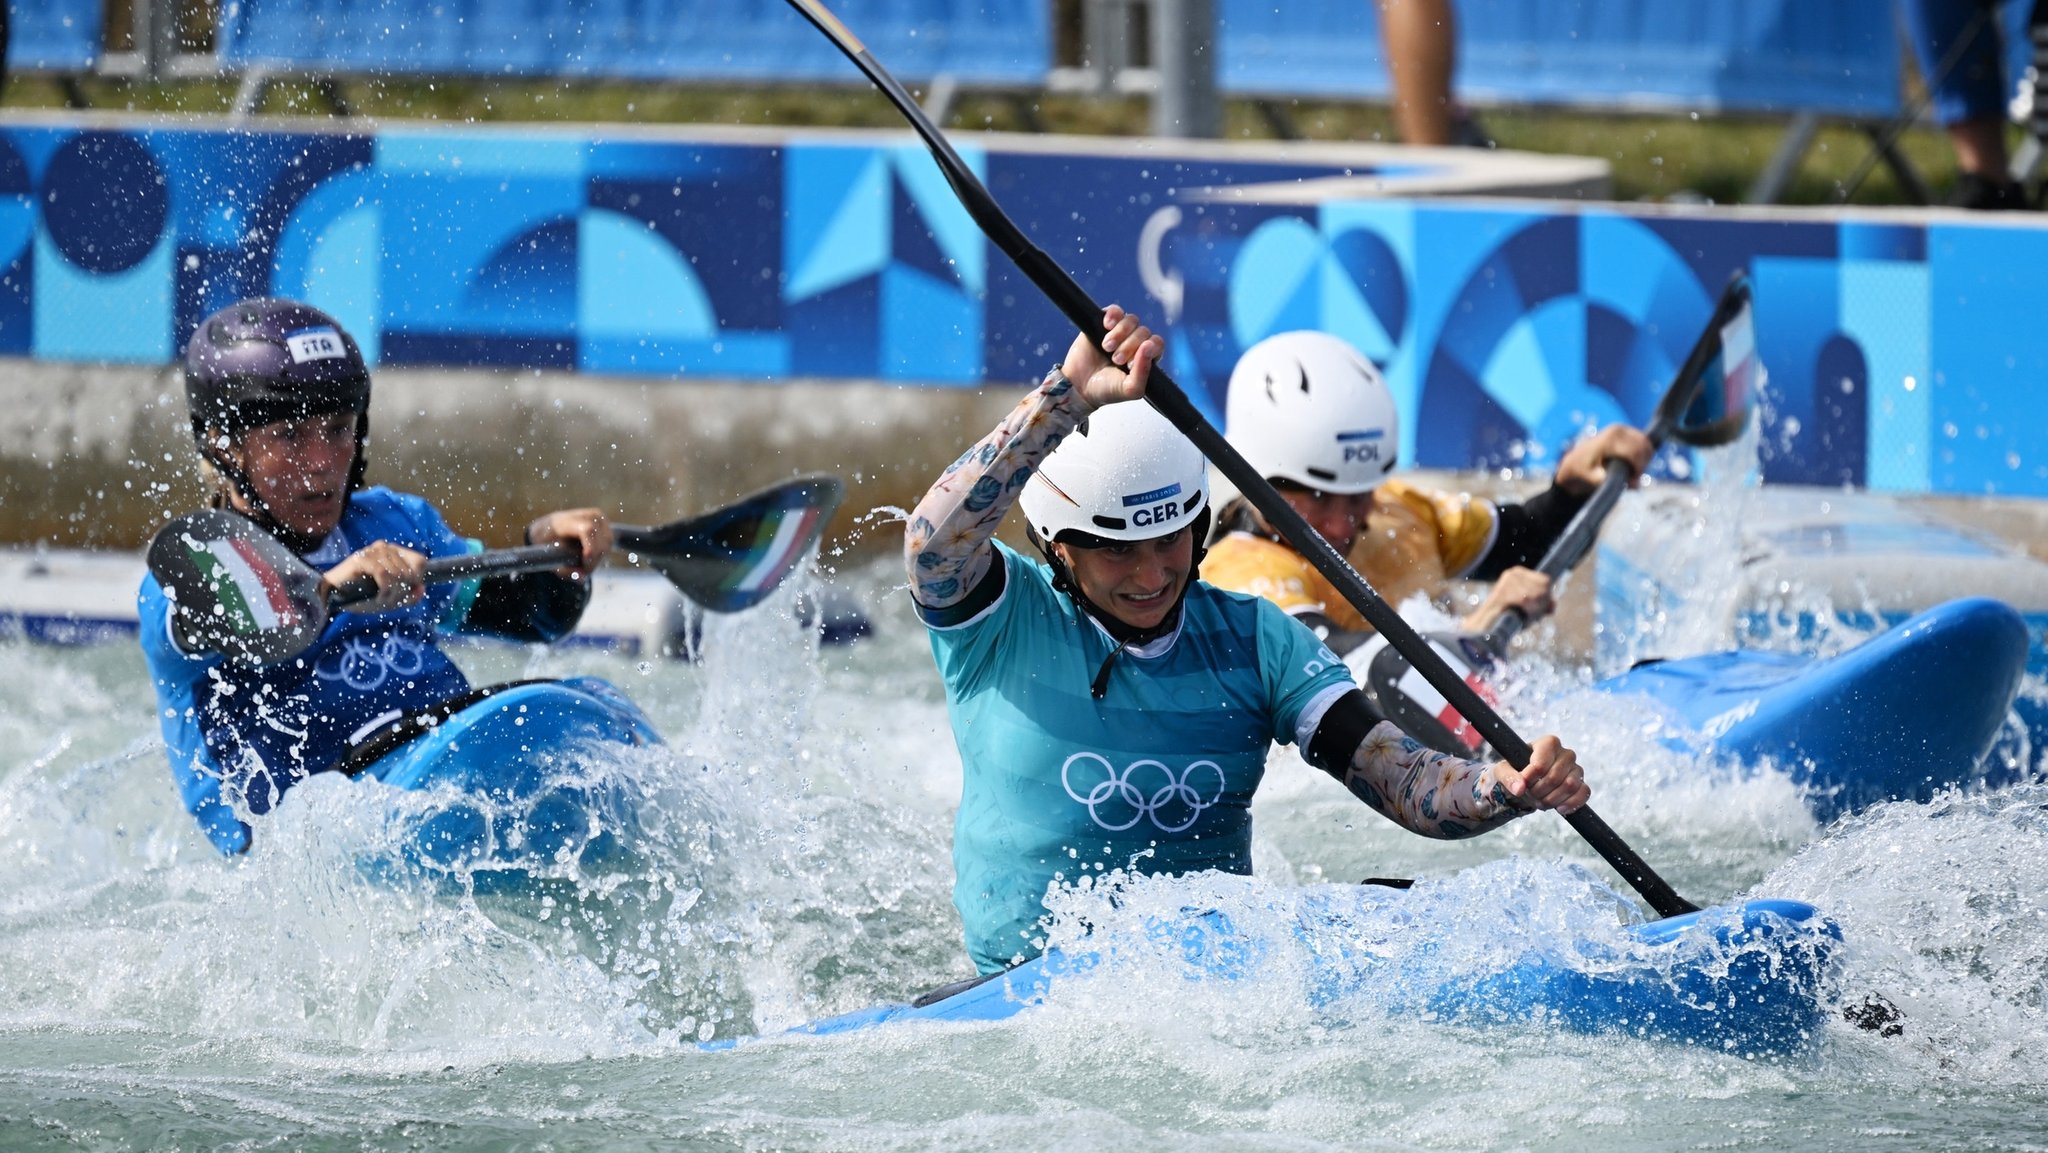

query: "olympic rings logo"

left=1061, top=752, right=1226, bottom=833
left=314, top=634, right=427, bottom=691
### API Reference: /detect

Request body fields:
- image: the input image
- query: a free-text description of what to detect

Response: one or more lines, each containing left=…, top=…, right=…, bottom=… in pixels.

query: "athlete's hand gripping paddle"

left=1359, top=275, right=1761, bottom=757
left=781, top=0, right=1696, bottom=918
left=1480, top=273, right=1759, bottom=653
left=148, top=475, right=844, bottom=666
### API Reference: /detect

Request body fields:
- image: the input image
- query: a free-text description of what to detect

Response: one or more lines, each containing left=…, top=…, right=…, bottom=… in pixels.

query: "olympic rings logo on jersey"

left=1061, top=752, right=1227, bottom=833
left=314, top=634, right=428, bottom=691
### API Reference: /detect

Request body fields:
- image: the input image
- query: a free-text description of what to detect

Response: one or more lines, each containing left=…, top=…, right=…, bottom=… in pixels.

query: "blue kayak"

left=1597, top=596, right=2029, bottom=823
left=363, top=676, right=662, bottom=874
left=713, top=887, right=1840, bottom=1057
left=1357, top=597, right=2029, bottom=825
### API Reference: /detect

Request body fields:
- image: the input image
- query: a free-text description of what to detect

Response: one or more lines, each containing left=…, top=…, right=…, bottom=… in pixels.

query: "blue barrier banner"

left=217, top=0, right=1050, bottom=85
left=9, top=0, right=103, bottom=72
left=6, top=119, right=2046, bottom=496
left=1220, top=0, right=1902, bottom=118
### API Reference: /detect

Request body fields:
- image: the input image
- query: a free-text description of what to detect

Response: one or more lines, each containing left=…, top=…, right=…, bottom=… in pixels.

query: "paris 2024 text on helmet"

left=1225, top=331, right=1398, bottom=495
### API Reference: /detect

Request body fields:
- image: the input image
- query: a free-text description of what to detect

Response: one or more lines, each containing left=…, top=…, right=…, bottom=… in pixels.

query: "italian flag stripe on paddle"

left=184, top=536, right=295, bottom=635
left=733, top=507, right=822, bottom=593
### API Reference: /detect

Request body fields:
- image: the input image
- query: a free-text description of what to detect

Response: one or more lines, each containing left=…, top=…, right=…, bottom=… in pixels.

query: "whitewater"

left=2, top=485, right=2045, bottom=1150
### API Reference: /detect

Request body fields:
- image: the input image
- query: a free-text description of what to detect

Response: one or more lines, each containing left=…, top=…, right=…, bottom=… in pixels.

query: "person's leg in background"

left=1902, top=0, right=2029, bottom=208
left=1376, top=0, right=1489, bottom=146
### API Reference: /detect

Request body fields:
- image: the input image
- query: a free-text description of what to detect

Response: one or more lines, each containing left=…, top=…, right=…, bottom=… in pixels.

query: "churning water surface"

left=1, top=536, right=2045, bottom=1151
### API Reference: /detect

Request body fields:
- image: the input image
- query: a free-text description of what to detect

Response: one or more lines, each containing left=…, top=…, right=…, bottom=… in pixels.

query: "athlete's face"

left=224, top=410, right=357, bottom=539
left=1057, top=527, right=1194, bottom=632
left=1274, top=484, right=1374, bottom=552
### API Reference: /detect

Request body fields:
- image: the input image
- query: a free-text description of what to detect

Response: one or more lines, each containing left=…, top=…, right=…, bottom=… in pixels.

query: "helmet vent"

left=1091, top=515, right=1128, bottom=531
left=1263, top=358, right=1309, bottom=403
left=1306, top=467, right=1339, bottom=483
left=1182, top=492, right=1201, bottom=514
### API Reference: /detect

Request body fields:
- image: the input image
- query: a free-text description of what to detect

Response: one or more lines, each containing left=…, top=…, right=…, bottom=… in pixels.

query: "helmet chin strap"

left=198, top=422, right=365, bottom=556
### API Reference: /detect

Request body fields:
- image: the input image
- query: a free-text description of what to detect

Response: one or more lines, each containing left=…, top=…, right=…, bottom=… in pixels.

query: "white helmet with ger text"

left=1225, top=331, right=1399, bottom=494
left=1020, top=400, right=1209, bottom=546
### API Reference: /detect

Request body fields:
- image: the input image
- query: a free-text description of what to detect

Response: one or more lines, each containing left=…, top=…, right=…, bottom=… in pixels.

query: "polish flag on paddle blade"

left=1394, top=646, right=1494, bottom=753
left=183, top=535, right=299, bottom=636
left=1716, top=300, right=1758, bottom=416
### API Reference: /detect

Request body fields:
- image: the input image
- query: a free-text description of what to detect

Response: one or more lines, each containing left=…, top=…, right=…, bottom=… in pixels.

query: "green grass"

left=1, top=72, right=1977, bottom=206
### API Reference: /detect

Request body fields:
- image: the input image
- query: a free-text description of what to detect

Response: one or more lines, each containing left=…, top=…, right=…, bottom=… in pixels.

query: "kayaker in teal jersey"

left=139, top=298, right=613, bottom=855
left=904, top=305, right=1590, bottom=974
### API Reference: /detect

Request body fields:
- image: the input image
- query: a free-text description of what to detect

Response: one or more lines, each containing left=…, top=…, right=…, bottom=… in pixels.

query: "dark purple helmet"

left=184, top=298, right=371, bottom=435
left=183, top=298, right=373, bottom=499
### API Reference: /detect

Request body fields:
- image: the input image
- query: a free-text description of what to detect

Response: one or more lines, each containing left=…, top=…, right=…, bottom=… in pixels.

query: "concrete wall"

left=0, top=358, right=1019, bottom=554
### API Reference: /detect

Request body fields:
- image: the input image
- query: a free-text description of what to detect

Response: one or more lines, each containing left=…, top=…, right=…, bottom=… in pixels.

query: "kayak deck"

left=1600, top=596, right=2028, bottom=822
left=713, top=888, right=1839, bottom=1058
left=366, top=677, right=662, bottom=874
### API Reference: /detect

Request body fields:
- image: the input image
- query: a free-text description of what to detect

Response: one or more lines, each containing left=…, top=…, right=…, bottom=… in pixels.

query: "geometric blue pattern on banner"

left=1753, top=256, right=1859, bottom=486
left=42, top=133, right=167, bottom=275
left=0, top=134, right=34, bottom=355
left=577, top=209, right=718, bottom=344
left=888, top=143, right=986, bottom=296
left=580, top=332, right=789, bottom=377
left=786, top=149, right=890, bottom=303
left=586, top=141, right=783, bottom=333
left=881, top=264, right=978, bottom=384
left=1230, top=216, right=1334, bottom=347
left=1841, top=221, right=1925, bottom=264
left=271, top=168, right=385, bottom=364
left=34, top=228, right=174, bottom=362
left=381, top=332, right=577, bottom=370
left=5, top=117, right=2048, bottom=497
left=1419, top=214, right=1581, bottom=469
left=981, top=152, right=1371, bottom=394
left=784, top=141, right=986, bottom=382
left=1927, top=224, right=2048, bottom=493
left=1843, top=260, right=1929, bottom=493
left=379, top=132, right=585, bottom=365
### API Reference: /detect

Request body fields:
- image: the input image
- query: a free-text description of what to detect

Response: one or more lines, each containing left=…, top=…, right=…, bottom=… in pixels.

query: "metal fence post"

left=1151, top=0, right=1220, bottom=138
left=139, top=0, right=183, bottom=82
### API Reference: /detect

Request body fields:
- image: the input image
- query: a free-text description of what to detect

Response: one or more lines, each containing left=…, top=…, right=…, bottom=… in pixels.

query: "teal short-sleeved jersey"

left=919, top=541, right=1355, bottom=973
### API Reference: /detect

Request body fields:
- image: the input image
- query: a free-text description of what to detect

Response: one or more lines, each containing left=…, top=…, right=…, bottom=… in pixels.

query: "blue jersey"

left=919, top=542, right=1355, bottom=973
left=138, top=488, right=484, bottom=854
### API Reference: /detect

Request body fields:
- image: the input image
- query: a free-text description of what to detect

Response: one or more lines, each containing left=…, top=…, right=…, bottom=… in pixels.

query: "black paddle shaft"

left=327, top=542, right=579, bottom=608
left=325, top=522, right=707, bottom=609
left=787, top=0, right=1697, bottom=919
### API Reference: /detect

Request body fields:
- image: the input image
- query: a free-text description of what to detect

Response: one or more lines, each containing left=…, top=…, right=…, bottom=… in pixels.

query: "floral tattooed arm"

left=1340, top=721, right=1525, bottom=838
left=1304, top=693, right=1527, bottom=839
left=1305, top=688, right=1588, bottom=835
left=904, top=368, right=1089, bottom=609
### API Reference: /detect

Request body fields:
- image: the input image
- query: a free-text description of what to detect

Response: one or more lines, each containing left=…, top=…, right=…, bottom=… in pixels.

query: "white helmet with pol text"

left=1226, top=331, right=1399, bottom=494
left=1020, top=400, right=1210, bottom=548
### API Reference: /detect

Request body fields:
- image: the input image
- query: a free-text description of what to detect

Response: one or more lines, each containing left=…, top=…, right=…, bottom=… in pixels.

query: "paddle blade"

left=145, top=509, right=329, bottom=665
left=1667, top=276, right=1758, bottom=448
left=1355, top=632, right=1500, bottom=759
left=621, top=475, right=844, bottom=613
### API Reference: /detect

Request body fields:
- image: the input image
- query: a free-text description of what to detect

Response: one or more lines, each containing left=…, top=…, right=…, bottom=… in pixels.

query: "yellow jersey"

left=1200, top=478, right=1499, bottom=635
